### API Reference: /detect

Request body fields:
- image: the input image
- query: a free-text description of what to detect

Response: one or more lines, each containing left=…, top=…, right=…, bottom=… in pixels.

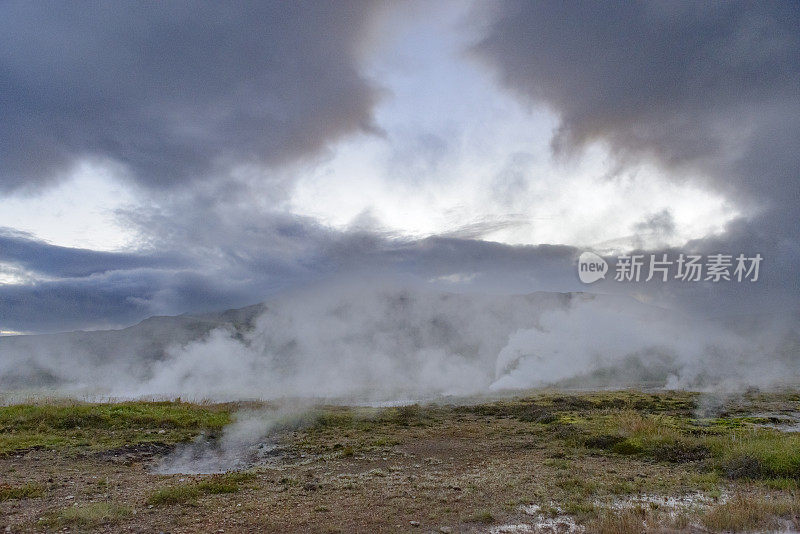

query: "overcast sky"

left=0, top=0, right=797, bottom=334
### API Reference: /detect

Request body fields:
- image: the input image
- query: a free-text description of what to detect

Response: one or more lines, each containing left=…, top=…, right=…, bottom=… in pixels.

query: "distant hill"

left=0, top=303, right=265, bottom=390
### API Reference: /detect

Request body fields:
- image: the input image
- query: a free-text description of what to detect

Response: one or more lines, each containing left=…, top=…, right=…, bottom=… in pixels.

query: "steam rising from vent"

left=491, top=302, right=769, bottom=392
left=156, top=407, right=316, bottom=474
left=2, top=284, right=795, bottom=402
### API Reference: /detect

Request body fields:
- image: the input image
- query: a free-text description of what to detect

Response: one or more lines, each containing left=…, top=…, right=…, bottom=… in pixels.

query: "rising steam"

left=2, top=283, right=796, bottom=403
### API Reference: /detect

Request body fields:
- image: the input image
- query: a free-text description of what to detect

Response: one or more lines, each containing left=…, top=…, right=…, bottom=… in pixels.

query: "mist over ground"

left=2, top=283, right=797, bottom=404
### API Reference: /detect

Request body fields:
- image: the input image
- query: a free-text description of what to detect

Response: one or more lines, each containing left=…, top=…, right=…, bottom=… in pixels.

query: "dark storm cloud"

left=0, top=202, right=584, bottom=334
left=0, top=0, right=382, bottom=191
left=473, top=0, right=800, bottom=310
left=4, top=1, right=798, bottom=335
left=0, top=228, right=179, bottom=278
left=0, top=275, right=152, bottom=333
left=0, top=267, right=262, bottom=333
left=473, top=1, right=800, bottom=214
left=4, top=182, right=784, bottom=334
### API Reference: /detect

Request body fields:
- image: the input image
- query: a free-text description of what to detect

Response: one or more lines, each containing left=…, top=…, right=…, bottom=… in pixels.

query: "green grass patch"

left=0, top=482, right=45, bottom=501
left=147, top=471, right=255, bottom=505
left=579, top=411, right=711, bottom=463
left=40, top=502, right=132, bottom=528
left=706, top=416, right=767, bottom=429
left=0, top=401, right=231, bottom=454
left=710, top=431, right=800, bottom=480
left=701, top=494, right=798, bottom=532
left=573, top=405, right=800, bottom=482
left=462, top=391, right=697, bottom=419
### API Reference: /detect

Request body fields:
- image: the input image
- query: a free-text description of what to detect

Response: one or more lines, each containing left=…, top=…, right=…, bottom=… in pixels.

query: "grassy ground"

left=1, top=391, right=800, bottom=532
left=0, top=401, right=230, bottom=454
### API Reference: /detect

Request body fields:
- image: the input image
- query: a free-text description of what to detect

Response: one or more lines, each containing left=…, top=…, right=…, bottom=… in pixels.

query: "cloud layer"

left=0, top=1, right=797, bottom=335
left=0, top=1, right=382, bottom=191
left=474, top=1, right=799, bottom=204
left=472, top=0, right=800, bottom=312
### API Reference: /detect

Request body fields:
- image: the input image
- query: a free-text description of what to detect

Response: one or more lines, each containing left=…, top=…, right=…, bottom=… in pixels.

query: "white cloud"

left=289, top=7, right=740, bottom=250
left=0, top=160, right=137, bottom=251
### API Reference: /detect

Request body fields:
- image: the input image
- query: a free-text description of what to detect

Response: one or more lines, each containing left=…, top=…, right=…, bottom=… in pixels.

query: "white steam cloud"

left=156, top=406, right=317, bottom=474
left=1, top=283, right=797, bottom=403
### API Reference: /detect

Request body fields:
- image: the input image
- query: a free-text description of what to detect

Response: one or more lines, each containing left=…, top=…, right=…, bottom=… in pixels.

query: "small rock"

left=439, top=528, right=453, bottom=534
left=409, top=520, right=420, bottom=527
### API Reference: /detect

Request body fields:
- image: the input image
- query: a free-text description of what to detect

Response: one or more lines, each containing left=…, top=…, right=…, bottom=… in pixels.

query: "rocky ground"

left=2, top=391, right=800, bottom=533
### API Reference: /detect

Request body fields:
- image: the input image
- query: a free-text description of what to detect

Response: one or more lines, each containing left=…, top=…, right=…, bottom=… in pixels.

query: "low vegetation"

left=147, top=471, right=256, bottom=505
left=587, top=508, right=647, bottom=534
left=701, top=493, right=799, bottom=532
left=0, top=482, right=44, bottom=501
left=3, top=390, right=800, bottom=532
left=0, top=401, right=231, bottom=454
left=40, top=502, right=132, bottom=529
